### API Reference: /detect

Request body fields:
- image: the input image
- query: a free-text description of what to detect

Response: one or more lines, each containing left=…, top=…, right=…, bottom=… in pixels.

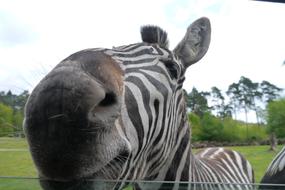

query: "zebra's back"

left=194, top=148, right=254, bottom=185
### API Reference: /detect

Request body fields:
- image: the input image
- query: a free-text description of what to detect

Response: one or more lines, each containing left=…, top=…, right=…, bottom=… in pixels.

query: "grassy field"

left=0, top=137, right=283, bottom=189
left=0, top=138, right=37, bottom=177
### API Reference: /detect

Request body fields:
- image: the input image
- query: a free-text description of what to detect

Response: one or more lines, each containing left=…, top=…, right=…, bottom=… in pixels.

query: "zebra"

left=259, top=146, right=285, bottom=189
left=24, top=17, right=254, bottom=190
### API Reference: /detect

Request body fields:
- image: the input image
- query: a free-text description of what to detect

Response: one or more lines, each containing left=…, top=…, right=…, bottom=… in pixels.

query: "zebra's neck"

left=156, top=121, right=218, bottom=183
left=144, top=90, right=195, bottom=182
left=153, top=119, right=195, bottom=182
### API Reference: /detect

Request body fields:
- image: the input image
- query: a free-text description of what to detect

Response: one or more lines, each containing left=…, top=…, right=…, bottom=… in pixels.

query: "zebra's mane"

left=141, top=25, right=169, bottom=49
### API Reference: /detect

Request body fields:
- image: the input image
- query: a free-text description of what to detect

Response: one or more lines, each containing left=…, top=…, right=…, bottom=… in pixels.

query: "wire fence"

left=1, top=177, right=285, bottom=190
left=0, top=131, right=25, bottom=138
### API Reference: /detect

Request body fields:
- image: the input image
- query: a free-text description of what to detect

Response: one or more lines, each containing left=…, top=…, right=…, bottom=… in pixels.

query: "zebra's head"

left=24, top=17, right=211, bottom=188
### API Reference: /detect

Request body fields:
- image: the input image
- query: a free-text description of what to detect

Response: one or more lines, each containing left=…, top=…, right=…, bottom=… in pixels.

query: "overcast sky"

left=0, top=0, right=284, bottom=121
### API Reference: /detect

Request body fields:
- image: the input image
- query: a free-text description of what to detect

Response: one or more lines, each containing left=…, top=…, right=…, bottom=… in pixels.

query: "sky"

left=0, top=0, right=284, bottom=121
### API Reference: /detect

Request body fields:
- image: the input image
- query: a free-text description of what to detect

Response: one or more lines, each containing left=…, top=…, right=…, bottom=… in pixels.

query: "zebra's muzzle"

left=24, top=57, right=128, bottom=185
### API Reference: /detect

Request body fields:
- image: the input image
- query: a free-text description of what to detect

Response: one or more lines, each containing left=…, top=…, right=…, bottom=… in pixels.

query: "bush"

left=200, top=113, right=224, bottom=141
left=0, top=103, right=14, bottom=137
left=267, top=99, right=285, bottom=138
left=188, top=112, right=268, bottom=143
left=188, top=113, right=202, bottom=142
left=219, top=117, right=241, bottom=142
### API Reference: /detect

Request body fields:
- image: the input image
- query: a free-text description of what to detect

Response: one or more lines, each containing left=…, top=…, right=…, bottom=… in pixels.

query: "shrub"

left=200, top=112, right=224, bottom=141
left=267, top=98, right=285, bottom=138
left=0, top=103, right=14, bottom=137
left=219, top=117, right=241, bottom=142
left=188, top=113, right=202, bottom=142
left=188, top=112, right=268, bottom=143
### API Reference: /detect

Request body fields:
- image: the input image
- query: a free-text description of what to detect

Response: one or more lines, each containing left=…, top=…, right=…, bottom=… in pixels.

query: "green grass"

left=0, top=137, right=283, bottom=189
left=0, top=151, right=37, bottom=177
left=0, top=178, right=40, bottom=190
left=0, top=138, right=39, bottom=189
left=0, top=138, right=37, bottom=177
left=0, top=137, right=29, bottom=149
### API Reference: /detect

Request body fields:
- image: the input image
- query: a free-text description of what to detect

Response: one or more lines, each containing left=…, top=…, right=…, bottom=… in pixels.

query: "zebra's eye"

left=161, top=59, right=179, bottom=79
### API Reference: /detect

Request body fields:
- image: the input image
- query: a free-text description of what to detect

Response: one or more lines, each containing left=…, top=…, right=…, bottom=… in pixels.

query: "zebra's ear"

left=174, top=17, right=211, bottom=68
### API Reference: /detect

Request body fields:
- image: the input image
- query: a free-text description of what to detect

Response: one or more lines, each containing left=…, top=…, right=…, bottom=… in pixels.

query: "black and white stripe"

left=104, top=33, right=254, bottom=189
left=260, top=146, right=285, bottom=188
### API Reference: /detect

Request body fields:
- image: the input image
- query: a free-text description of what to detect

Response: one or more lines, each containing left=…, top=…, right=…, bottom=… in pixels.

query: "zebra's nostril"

left=98, top=92, right=117, bottom=107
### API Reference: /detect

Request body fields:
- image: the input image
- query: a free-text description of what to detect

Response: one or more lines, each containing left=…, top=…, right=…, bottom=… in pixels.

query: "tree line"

left=0, top=90, right=29, bottom=136
left=185, top=76, right=284, bottom=146
left=185, top=76, right=283, bottom=124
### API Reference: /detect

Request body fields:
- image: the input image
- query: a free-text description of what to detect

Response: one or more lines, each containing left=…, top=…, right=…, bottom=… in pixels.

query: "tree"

left=210, top=87, right=232, bottom=118
left=186, top=87, right=210, bottom=117
left=15, top=90, right=29, bottom=110
left=260, top=80, right=282, bottom=103
left=0, top=90, right=29, bottom=111
left=267, top=99, right=285, bottom=151
left=13, top=110, right=24, bottom=132
left=200, top=113, right=224, bottom=141
left=188, top=113, right=202, bottom=142
left=255, top=106, right=267, bottom=124
left=0, top=90, right=16, bottom=108
left=239, top=76, right=261, bottom=124
left=227, top=76, right=263, bottom=140
left=0, top=90, right=30, bottom=136
left=0, top=103, right=14, bottom=136
left=226, top=82, right=241, bottom=120
left=210, top=87, right=224, bottom=115
left=227, top=76, right=262, bottom=124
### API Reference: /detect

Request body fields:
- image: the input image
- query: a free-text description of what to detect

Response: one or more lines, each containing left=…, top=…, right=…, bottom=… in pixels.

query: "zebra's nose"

left=24, top=50, right=123, bottom=140
left=24, top=68, right=119, bottom=180
left=24, top=50, right=125, bottom=182
left=25, top=66, right=116, bottom=131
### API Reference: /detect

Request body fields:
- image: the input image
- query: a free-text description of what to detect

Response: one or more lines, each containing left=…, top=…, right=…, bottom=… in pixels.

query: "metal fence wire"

left=1, top=177, right=285, bottom=190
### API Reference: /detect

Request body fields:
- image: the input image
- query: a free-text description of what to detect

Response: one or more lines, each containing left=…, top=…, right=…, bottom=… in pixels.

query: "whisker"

left=106, top=163, right=118, bottom=178
left=79, top=126, right=106, bottom=132
left=18, top=75, right=34, bottom=88
left=117, top=154, right=129, bottom=160
left=38, top=62, right=51, bottom=74
left=74, top=100, right=82, bottom=112
left=48, top=114, right=66, bottom=119
left=102, top=167, right=113, bottom=180
left=115, top=157, right=127, bottom=166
